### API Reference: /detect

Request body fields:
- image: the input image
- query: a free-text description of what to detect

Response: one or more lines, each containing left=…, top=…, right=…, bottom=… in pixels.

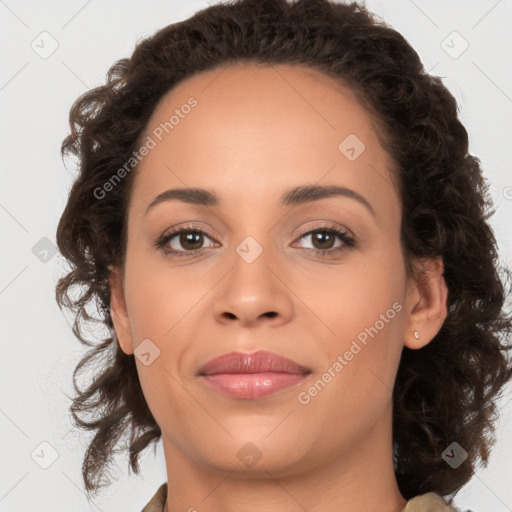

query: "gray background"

left=1, top=0, right=511, bottom=510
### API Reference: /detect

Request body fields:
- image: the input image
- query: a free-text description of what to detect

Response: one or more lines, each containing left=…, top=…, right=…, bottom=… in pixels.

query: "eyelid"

left=155, top=223, right=218, bottom=250
left=156, top=220, right=356, bottom=257
left=294, top=221, right=354, bottom=239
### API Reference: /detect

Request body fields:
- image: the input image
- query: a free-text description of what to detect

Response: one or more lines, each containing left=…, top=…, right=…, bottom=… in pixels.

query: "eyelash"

left=155, top=222, right=356, bottom=259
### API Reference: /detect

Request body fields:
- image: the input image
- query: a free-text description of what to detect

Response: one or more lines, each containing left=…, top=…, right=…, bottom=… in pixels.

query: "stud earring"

left=413, top=331, right=420, bottom=340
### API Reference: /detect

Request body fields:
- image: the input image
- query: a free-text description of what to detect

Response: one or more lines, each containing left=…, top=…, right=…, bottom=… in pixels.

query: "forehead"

left=144, top=62, right=381, bottom=152
left=129, top=62, right=398, bottom=221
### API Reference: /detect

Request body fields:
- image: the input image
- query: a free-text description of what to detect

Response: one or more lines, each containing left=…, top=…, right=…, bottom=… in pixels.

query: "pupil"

left=181, top=232, right=202, bottom=250
left=314, top=232, right=334, bottom=249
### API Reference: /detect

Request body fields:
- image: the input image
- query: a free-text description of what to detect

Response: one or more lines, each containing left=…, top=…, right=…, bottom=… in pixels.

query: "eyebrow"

left=144, top=184, right=376, bottom=218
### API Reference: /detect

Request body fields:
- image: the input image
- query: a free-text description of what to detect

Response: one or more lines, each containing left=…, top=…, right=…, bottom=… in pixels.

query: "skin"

left=109, top=63, right=448, bottom=512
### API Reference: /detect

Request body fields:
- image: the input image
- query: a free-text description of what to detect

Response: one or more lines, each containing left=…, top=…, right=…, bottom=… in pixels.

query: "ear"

left=108, top=265, right=134, bottom=355
left=403, top=256, right=448, bottom=350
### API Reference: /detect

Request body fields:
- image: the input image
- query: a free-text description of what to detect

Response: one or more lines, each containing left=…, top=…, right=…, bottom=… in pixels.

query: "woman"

left=55, top=0, right=511, bottom=510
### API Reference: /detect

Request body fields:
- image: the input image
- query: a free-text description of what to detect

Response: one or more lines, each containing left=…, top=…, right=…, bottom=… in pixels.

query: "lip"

left=197, top=350, right=311, bottom=400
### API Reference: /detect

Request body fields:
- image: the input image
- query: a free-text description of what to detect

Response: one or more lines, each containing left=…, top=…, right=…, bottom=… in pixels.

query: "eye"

left=155, top=222, right=356, bottom=259
left=292, top=224, right=355, bottom=257
left=155, top=224, right=218, bottom=257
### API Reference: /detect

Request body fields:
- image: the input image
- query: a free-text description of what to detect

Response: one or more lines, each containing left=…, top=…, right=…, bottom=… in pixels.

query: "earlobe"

left=108, top=265, right=134, bottom=355
left=404, top=256, right=448, bottom=350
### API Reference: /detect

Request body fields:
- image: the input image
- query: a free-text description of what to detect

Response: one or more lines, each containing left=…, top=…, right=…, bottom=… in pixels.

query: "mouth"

left=197, top=350, right=312, bottom=400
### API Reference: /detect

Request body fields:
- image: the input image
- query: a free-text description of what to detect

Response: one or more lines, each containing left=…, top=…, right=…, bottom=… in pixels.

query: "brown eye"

left=293, top=226, right=355, bottom=257
left=173, top=231, right=205, bottom=251
left=308, top=231, right=338, bottom=250
left=156, top=225, right=218, bottom=257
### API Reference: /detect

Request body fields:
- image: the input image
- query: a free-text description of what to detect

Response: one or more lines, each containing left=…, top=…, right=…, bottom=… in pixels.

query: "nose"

left=213, top=245, right=294, bottom=328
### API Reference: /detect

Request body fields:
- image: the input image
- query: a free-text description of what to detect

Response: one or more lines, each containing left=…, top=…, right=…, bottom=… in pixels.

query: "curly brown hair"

left=55, top=0, right=512, bottom=502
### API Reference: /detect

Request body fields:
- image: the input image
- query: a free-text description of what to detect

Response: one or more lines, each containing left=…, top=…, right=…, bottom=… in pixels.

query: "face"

left=110, top=63, right=446, bottom=478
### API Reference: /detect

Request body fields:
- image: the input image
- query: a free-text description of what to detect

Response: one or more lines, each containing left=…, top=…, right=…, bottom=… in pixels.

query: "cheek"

left=122, top=253, right=202, bottom=421
left=123, top=249, right=208, bottom=340
left=305, top=243, right=407, bottom=404
left=303, top=248, right=405, bottom=347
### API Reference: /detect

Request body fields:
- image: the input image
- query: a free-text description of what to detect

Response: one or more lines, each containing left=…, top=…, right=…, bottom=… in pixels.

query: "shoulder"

left=141, top=482, right=167, bottom=512
left=401, top=492, right=462, bottom=512
left=141, top=485, right=468, bottom=512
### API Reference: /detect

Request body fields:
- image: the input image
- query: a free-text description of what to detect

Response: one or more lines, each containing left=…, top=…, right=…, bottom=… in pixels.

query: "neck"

left=161, top=406, right=406, bottom=512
